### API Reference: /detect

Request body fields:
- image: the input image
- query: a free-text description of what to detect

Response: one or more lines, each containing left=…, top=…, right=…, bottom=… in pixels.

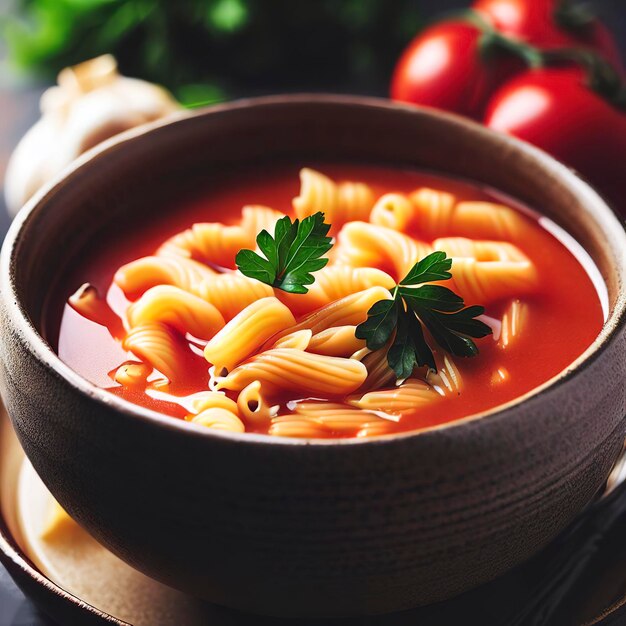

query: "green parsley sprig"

left=236, top=212, right=332, bottom=294
left=355, top=252, right=492, bottom=379
left=236, top=214, right=491, bottom=377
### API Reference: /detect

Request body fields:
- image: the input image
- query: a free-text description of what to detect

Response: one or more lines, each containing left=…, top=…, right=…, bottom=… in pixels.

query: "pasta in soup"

left=53, top=164, right=604, bottom=438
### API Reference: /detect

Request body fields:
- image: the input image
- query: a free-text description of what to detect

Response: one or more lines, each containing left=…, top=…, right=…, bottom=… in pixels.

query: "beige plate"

left=0, top=405, right=249, bottom=626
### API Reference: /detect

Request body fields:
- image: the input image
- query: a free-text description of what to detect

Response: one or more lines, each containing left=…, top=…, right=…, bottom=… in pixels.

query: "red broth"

left=50, top=163, right=605, bottom=436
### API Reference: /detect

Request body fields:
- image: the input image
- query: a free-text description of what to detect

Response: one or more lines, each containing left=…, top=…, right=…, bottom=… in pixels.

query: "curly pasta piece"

left=446, top=201, right=531, bottom=240
left=409, top=187, right=457, bottom=237
left=127, top=285, right=225, bottom=340
left=308, top=325, right=365, bottom=357
left=433, top=237, right=528, bottom=262
left=190, top=408, right=245, bottom=432
left=499, top=299, right=529, bottom=349
left=196, top=274, right=274, bottom=321
left=114, top=255, right=216, bottom=298
left=113, top=361, right=152, bottom=387
left=237, top=381, right=278, bottom=425
left=447, top=257, right=537, bottom=304
left=157, top=222, right=248, bottom=268
left=186, top=391, right=239, bottom=415
left=349, top=380, right=441, bottom=414
left=432, top=238, right=538, bottom=303
left=335, top=221, right=432, bottom=280
left=369, top=193, right=415, bottom=231
left=204, top=297, right=296, bottom=373
left=240, top=205, right=285, bottom=238
left=292, top=168, right=375, bottom=227
left=122, top=323, right=183, bottom=381
left=409, top=188, right=531, bottom=240
left=157, top=206, right=284, bottom=269
left=217, top=349, right=368, bottom=397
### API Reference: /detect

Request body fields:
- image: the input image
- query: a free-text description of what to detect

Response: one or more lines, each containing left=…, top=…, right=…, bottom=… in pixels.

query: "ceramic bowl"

left=1, top=95, right=625, bottom=618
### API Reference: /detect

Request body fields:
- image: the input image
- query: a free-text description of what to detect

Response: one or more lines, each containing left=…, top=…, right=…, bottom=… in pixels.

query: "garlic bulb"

left=5, top=55, right=182, bottom=216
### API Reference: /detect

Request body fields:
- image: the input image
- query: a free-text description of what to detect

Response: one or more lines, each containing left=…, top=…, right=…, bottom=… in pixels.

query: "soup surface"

left=53, top=164, right=604, bottom=438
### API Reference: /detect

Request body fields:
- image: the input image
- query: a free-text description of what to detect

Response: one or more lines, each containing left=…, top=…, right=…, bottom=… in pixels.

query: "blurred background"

left=1, top=0, right=625, bottom=101
left=0, top=0, right=624, bottom=221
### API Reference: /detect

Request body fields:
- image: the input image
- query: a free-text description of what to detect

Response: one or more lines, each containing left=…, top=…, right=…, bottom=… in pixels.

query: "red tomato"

left=390, top=20, right=520, bottom=119
left=485, top=67, right=626, bottom=211
left=474, top=0, right=624, bottom=71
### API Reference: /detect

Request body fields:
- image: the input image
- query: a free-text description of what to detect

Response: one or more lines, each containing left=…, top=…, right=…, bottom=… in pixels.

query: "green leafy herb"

left=235, top=212, right=332, bottom=294
left=356, top=251, right=492, bottom=379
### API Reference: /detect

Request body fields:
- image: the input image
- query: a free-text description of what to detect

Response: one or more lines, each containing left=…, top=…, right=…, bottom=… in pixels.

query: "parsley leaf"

left=354, top=297, right=398, bottom=350
left=400, top=250, right=452, bottom=285
left=236, top=212, right=332, bottom=293
left=387, top=301, right=436, bottom=378
left=356, top=251, right=492, bottom=380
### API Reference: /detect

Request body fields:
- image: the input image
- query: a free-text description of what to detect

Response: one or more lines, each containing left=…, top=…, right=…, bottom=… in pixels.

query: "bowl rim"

left=1, top=93, right=625, bottom=447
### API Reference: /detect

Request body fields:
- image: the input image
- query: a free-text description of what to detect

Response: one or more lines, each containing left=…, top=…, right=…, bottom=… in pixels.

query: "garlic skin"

left=5, top=55, right=182, bottom=216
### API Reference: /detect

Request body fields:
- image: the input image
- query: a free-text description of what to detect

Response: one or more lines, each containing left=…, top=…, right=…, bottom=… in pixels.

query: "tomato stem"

left=554, top=0, right=595, bottom=35
left=454, top=9, right=626, bottom=111
left=544, top=48, right=626, bottom=109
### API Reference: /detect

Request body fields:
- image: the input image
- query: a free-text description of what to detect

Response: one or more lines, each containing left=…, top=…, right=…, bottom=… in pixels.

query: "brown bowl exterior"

left=0, top=96, right=625, bottom=617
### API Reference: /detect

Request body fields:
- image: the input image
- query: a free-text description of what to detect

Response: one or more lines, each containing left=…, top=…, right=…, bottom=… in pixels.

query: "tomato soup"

left=50, top=164, right=605, bottom=438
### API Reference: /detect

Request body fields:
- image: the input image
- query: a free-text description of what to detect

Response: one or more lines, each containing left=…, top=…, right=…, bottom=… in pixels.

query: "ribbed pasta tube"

left=426, top=354, right=463, bottom=396
left=217, top=349, right=368, bottom=397
left=349, top=380, right=440, bottom=414
left=278, top=266, right=395, bottom=316
left=271, top=329, right=312, bottom=350
left=270, top=402, right=396, bottom=438
left=369, top=193, right=415, bottom=232
left=204, top=297, right=296, bottom=373
left=499, top=299, right=528, bottom=349
left=122, top=323, right=183, bottom=381
left=127, top=285, right=225, bottom=340
left=237, top=381, right=278, bottom=424
left=270, top=286, right=392, bottom=346
left=335, top=221, right=432, bottom=280
left=268, top=417, right=329, bottom=438
left=308, top=325, right=365, bottom=357
left=292, top=168, right=375, bottom=227
left=190, top=408, right=245, bottom=432
left=358, top=347, right=396, bottom=391
left=114, top=255, right=216, bottom=297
